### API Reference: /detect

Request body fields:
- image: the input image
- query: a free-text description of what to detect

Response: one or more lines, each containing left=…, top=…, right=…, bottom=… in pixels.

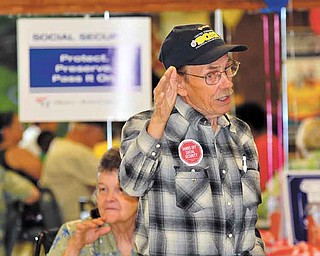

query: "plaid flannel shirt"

left=120, top=96, right=265, bottom=256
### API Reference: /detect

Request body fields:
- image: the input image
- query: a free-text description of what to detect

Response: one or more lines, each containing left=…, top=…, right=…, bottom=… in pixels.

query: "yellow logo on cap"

left=191, top=30, right=220, bottom=48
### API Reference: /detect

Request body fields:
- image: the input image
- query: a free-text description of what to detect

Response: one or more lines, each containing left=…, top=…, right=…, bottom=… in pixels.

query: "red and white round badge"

left=178, top=139, right=203, bottom=166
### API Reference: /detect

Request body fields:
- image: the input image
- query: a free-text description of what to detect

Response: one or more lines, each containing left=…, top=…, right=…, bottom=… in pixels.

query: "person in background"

left=48, top=148, right=139, bottom=256
left=40, top=122, right=106, bottom=222
left=0, top=111, right=43, bottom=255
left=0, top=111, right=41, bottom=184
left=19, top=122, right=58, bottom=157
left=36, top=130, right=56, bottom=162
left=291, top=117, right=320, bottom=169
left=235, top=102, right=280, bottom=192
left=0, top=165, right=40, bottom=256
left=120, top=24, right=265, bottom=255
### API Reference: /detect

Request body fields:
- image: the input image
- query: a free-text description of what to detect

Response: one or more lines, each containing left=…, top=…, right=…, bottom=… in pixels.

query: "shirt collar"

left=175, top=96, right=236, bottom=133
left=218, top=113, right=237, bottom=134
left=175, top=96, right=205, bottom=130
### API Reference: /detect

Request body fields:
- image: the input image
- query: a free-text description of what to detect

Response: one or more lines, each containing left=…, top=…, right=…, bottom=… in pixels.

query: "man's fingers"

left=155, top=66, right=177, bottom=95
left=164, top=66, right=176, bottom=78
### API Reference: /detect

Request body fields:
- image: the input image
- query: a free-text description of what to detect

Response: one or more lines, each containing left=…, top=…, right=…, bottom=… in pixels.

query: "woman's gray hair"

left=98, top=148, right=121, bottom=174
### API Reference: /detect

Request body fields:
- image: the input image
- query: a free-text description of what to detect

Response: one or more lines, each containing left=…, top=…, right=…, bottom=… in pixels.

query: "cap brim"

left=188, top=44, right=248, bottom=65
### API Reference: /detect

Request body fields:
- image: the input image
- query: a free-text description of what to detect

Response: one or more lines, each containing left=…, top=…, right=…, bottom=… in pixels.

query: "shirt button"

left=222, top=169, right=226, bottom=174
left=156, top=144, right=161, bottom=148
left=228, top=234, right=233, bottom=238
left=151, top=152, right=156, bottom=156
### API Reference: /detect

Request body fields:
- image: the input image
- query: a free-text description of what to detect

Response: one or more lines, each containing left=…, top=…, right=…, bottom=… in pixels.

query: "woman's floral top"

left=48, top=219, right=138, bottom=256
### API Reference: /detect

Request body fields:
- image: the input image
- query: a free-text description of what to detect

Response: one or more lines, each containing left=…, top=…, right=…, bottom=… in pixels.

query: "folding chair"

left=33, top=228, right=59, bottom=256
left=32, top=187, right=62, bottom=255
left=39, top=187, right=62, bottom=230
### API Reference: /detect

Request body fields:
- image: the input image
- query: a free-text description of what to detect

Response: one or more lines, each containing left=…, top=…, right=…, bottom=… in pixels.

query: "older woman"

left=48, top=148, right=139, bottom=256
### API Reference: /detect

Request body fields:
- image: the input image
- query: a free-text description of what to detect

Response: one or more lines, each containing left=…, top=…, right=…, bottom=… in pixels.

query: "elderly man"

left=119, top=24, right=265, bottom=255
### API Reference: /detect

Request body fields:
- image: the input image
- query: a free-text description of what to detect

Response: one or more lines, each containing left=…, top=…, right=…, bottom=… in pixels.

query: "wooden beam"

left=0, top=0, right=266, bottom=15
left=0, top=0, right=319, bottom=16
left=288, top=0, right=320, bottom=9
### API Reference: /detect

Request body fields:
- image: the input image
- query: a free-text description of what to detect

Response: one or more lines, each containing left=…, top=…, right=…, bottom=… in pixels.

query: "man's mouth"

left=218, top=95, right=229, bottom=101
left=216, top=94, right=230, bottom=101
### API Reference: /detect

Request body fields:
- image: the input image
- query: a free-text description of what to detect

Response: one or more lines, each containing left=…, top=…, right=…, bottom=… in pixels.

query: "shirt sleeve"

left=47, top=221, right=80, bottom=256
left=119, top=112, right=162, bottom=197
left=4, top=171, right=37, bottom=202
left=240, top=122, right=265, bottom=255
left=250, top=231, right=266, bottom=255
left=75, top=149, right=99, bottom=187
left=64, top=145, right=99, bottom=187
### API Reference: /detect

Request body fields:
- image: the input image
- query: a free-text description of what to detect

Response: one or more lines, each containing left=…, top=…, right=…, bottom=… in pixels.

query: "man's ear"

left=176, top=74, right=187, bottom=96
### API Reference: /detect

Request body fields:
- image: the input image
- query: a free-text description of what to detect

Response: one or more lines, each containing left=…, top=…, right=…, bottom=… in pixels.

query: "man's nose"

left=219, top=73, right=233, bottom=87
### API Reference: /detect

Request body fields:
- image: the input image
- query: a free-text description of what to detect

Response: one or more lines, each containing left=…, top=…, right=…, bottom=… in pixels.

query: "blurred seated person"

left=19, top=122, right=58, bottom=157
left=48, top=148, right=138, bottom=256
left=40, top=122, right=106, bottom=222
left=0, top=112, right=43, bottom=255
left=0, top=111, right=42, bottom=184
left=290, top=117, right=320, bottom=169
left=0, top=165, right=40, bottom=255
left=236, top=102, right=280, bottom=192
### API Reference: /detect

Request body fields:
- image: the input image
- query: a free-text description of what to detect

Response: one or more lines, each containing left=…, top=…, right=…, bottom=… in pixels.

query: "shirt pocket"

left=175, top=167, right=213, bottom=212
left=241, top=169, right=262, bottom=209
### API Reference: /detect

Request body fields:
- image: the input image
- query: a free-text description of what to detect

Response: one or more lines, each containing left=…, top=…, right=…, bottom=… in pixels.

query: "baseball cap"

left=158, top=24, right=248, bottom=69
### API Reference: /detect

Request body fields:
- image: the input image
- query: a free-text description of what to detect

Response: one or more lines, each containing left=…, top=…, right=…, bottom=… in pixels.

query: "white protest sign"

left=17, top=17, right=152, bottom=121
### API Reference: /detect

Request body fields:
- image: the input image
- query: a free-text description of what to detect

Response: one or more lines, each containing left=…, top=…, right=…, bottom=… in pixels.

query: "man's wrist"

left=147, top=115, right=167, bottom=139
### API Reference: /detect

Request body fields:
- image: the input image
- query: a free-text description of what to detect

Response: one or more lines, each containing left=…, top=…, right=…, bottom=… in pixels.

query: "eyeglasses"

left=178, top=59, right=240, bottom=86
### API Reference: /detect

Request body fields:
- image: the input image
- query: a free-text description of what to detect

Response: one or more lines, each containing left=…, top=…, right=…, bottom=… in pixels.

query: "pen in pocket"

left=242, top=154, right=247, bottom=173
